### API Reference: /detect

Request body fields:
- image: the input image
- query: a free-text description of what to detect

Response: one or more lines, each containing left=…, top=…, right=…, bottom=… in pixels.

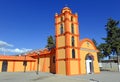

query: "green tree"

left=103, top=18, right=120, bottom=56
left=46, top=36, right=55, bottom=49
left=92, top=39, right=105, bottom=62
left=92, top=39, right=97, bottom=47
left=98, top=43, right=110, bottom=60
left=102, top=18, right=120, bottom=71
left=94, top=18, right=120, bottom=59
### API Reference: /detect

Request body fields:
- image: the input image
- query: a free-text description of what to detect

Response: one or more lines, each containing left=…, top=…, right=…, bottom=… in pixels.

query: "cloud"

left=0, top=40, right=13, bottom=47
left=0, top=40, right=32, bottom=54
left=10, top=48, right=32, bottom=53
left=0, top=48, right=32, bottom=54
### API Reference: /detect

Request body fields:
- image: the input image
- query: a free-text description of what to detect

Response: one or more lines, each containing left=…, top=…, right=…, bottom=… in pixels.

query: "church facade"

left=0, top=7, right=100, bottom=75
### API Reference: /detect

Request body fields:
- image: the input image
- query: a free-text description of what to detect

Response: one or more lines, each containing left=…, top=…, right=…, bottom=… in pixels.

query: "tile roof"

left=0, top=55, right=36, bottom=61
left=26, top=48, right=55, bottom=57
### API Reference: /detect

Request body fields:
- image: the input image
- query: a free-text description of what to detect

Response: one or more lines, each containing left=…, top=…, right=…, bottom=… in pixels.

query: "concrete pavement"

left=71, top=71, right=120, bottom=82
left=0, top=72, right=88, bottom=82
left=0, top=71, right=120, bottom=82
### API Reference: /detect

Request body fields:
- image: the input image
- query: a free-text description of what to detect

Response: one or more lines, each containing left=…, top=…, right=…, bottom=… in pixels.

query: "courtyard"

left=0, top=71, right=120, bottom=82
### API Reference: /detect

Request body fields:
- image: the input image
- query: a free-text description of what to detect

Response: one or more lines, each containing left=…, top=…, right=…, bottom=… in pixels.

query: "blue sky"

left=0, top=0, right=120, bottom=55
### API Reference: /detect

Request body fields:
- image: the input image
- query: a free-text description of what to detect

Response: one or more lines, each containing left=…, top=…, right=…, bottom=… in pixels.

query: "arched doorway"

left=85, top=54, right=94, bottom=74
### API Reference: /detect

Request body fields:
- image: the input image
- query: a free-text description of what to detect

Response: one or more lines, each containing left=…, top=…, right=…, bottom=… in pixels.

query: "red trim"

left=55, top=17, right=79, bottom=25
left=55, top=22, right=79, bottom=27
left=55, top=32, right=79, bottom=37
left=56, top=58, right=80, bottom=61
left=56, top=46, right=80, bottom=50
left=55, top=12, right=78, bottom=18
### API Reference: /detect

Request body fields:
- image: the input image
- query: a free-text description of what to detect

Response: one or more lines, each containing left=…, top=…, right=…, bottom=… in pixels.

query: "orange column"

left=55, top=48, right=58, bottom=74
left=78, top=48, right=81, bottom=74
left=42, top=56, right=47, bottom=72
left=30, top=61, right=32, bottom=71
left=76, top=21, right=81, bottom=74
left=55, top=15, right=59, bottom=74
left=65, top=48, right=71, bottom=75
left=65, top=34, right=71, bottom=75
left=64, top=12, right=71, bottom=75
left=55, top=35, right=59, bottom=74
left=33, top=62, right=35, bottom=71
left=13, top=61, right=15, bottom=72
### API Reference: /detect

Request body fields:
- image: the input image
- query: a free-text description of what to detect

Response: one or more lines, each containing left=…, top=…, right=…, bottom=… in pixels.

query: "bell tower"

left=55, top=7, right=80, bottom=75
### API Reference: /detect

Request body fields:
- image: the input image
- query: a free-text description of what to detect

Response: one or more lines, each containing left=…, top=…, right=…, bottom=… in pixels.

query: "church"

left=0, top=7, right=100, bottom=75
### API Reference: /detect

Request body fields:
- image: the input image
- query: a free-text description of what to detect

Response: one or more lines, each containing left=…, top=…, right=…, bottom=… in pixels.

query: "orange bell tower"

left=55, top=7, right=80, bottom=75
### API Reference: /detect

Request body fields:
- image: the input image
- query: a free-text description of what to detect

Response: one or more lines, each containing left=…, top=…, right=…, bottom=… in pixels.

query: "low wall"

left=100, top=62, right=118, bottom=71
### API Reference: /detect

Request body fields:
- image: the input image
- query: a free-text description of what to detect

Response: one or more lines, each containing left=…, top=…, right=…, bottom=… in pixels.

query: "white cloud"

left=0, top=48, right=32, bottom=54
left=10, top=48, right=32, bottom=53
left=0, top=40, right=32, bottom=54
left=0, top=40, right=13, bottom=47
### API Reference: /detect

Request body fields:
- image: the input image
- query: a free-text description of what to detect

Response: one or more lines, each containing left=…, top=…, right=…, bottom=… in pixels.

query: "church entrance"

left=85, top=55, right=94, bottom=74
left=2, top=60, right=8, bottom=72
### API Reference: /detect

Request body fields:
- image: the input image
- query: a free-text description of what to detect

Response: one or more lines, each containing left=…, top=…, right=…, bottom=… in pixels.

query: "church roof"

left=26, top=48, right=55, bottom=57
left=0, top=55, right=36, bottom=61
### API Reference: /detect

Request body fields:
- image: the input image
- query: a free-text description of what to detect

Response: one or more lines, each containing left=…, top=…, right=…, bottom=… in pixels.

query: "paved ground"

left=71, top=71, right=120, bottom=82
left=0, top=72, right=88, bottom=82
left=0, top=71, right=120, bottom=82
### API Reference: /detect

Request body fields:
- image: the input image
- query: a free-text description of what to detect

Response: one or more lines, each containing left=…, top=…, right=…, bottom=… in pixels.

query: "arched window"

left=72, top=49, right=75, bottom=58
left=71, top=23, right=74, bottom=34
left=60, top=24, right=63, bottom=34
left=71, top=16, right=73, bottom=21
left=71, top=36, right=74, bottom=46
left=61, top=17, right=63, bottom=21
left=85, top=55, right=94, bottom=60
